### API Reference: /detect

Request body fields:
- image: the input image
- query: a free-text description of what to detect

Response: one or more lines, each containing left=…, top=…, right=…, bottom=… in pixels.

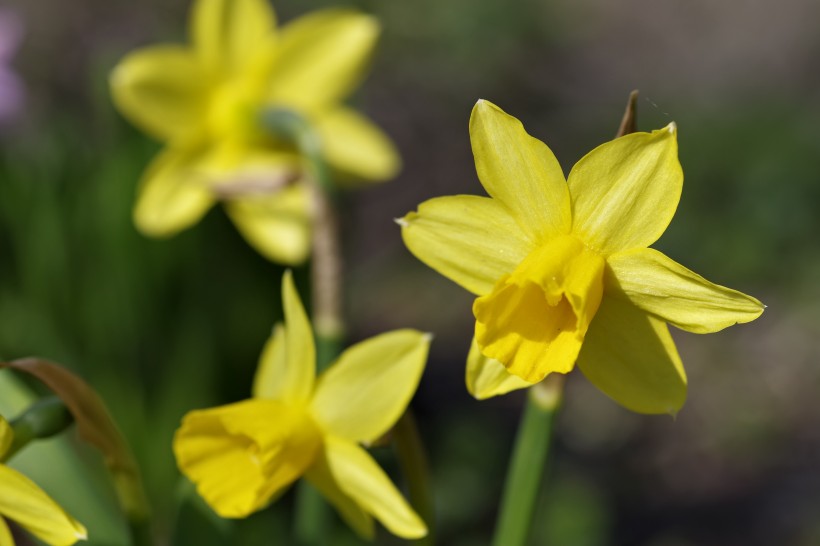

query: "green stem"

left=491, top=375, right=565, bottom=546
left=262, top=108, right=341, bottom=545
left=393, top=411, right=435, bottom=545
left=293, top=330, right=342, bottom=546
left=128, top=519, right=154, bottom=546
left=2, top=396, right=73, bottom=463
left=263, top=108, right=434, bottom=545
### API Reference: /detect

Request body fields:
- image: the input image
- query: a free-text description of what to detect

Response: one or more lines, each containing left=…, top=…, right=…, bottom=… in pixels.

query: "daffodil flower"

left=173, top=271, right=429, bottom=539
left=110, top=0, right=399, bottom=264
left=0, top=416, right=87, bottom=545
left=400, top=100, right=764, bottom=414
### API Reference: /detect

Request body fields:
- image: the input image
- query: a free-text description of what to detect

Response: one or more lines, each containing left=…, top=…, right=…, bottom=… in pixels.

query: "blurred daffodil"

left=0, top=416, right=87, bottom=545
left=400, top=100, right=764, bottom=414
left=173, top=271, right=429, bottom=539
left=110, top=0, right=399, bottom=264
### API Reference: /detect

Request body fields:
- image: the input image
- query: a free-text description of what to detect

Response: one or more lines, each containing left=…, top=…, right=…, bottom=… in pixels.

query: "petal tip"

left=422, top=332, right=435, bottom=343
left=394, top=216, right=410, bottom=227
left=666, top=121, right=677, bottom=134
left=473, top=98, right=499, bottom=113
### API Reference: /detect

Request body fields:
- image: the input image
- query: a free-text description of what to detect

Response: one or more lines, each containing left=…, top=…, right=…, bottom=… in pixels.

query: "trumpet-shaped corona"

left=0, top=416, right=87, bottom=546
left=401, top=100, right=764, bottom=414
left=174, top=272, right=430, bottom=539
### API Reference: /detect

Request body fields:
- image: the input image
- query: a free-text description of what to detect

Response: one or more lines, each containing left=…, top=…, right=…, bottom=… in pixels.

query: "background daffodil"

left=0, top=416, right=87, bottom=546
left=110, top=0, right=400, bottom=264
left=400, top=100, right=764, bottom=415
left=173, top=271, right=429, bottom=539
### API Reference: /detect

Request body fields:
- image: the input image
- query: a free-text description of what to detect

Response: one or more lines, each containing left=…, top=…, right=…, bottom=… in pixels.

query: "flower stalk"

left=491, top=375, right=565, bottom=546
left=1, top=396, right=73, bottom=463
left=262, top=108, right=340, bottom=544
left=262, top=108, right=435, bottom=544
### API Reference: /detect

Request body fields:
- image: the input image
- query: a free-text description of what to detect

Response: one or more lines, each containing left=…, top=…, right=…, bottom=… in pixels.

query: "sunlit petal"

left=251, top=323, right=286, bottom=399
left=311, top=330, right=430, bottom=444
left=314, top=107, right=400, bottom=183
left=607, top=248, right=765, bottom=333
left=465, top=338, right=533, bottom=400
left=577, top=296, right=687, bottom=415
left=110, top=46, right=209, bottom=142
left=305, top=453, right=375, bottom=540
left=0, top=465, right=87, bottom=545
left=191, top=0, right=276, bottom=76
left=267, top=10, right=379, bottom=112
left=568, top=124, right=682, bottom=254
left=400, top=195, right=533, bottom=296
left=133, top=147, right=215, bottom=238
left=225, top=183, right=312, bottom=265
left=469, top=100, right=571, bottom=243
left=323, top=437, right=427, bottom=539
left=275, top=270, right=316, bottom=403
left=0, top=519, right=12, bottom=546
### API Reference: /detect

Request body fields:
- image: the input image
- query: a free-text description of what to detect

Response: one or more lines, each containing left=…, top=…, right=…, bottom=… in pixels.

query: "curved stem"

left=2, top=396, right=73, bottom=463
left=491, top=374, right=565, bottom=546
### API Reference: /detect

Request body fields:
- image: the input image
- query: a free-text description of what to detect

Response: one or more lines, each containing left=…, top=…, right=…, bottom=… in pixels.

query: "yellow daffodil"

left=173, top=271, right=429, bottom=539
left=0, top=416, right=87, bottom=546
left=110, top=0, right=399, bottom=264
left=400, top=100, right=764, bottom=414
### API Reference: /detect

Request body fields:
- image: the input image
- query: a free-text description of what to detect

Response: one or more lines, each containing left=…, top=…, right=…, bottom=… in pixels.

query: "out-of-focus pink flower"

left=0, top=8, right=24, bottom=124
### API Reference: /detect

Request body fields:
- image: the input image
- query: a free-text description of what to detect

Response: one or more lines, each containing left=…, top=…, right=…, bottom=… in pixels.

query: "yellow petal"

left=0, top=519, right=12, bottom=546
left=0, top=416, right=11, bottom=458
left=577, top=296, right=687, bottom=415
left=173, top=399, right=321, bottom=518
left=225, top=183, right=311, bottom=265
left=110, top=46, right=209, bottom=142
left=314, top=107, right=400, bottom=183
left=466, top=337, right=534, bottom=400
left=474, top=235, right=605, bottom=382
left=304, top=453, right=375, bottom=540
left=280, top=271, right=316, bottom=403
left=311, top=330, right=430, bottom=444
left=133, top=147, right=215, bottom=238
left=251, top=323, right=286, bottom=399
left=190, top=0, right=276, bottom=76
left=267, top=10, right=379, bottom=112
left=400, top=195, right=534, bottom=296
left=0, top=465, right=87, bottom=545
left=322, top=436, right=427, bottom=539
left=607, top=248, right=765, bottom=333
left=469, top=100, right=571, bottom=243
left=568, top=123, right=682, bottom=254
left=252, top=272, right=315, bottom=402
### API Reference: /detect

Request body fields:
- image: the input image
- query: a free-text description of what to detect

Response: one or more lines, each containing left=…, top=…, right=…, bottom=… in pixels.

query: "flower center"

left=207, top=78, right=263, bottom=141
left=473, top=235, right=605, bottom=382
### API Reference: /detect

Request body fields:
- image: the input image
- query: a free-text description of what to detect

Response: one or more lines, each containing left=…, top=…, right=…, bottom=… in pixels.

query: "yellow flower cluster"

left=104, top=0, right=767, bottom=541
left=111, top=0, right=400, bottom=264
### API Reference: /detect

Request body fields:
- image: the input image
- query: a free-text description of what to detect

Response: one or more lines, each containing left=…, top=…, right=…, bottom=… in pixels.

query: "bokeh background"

left=2, top=0, right=820, bottom=544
